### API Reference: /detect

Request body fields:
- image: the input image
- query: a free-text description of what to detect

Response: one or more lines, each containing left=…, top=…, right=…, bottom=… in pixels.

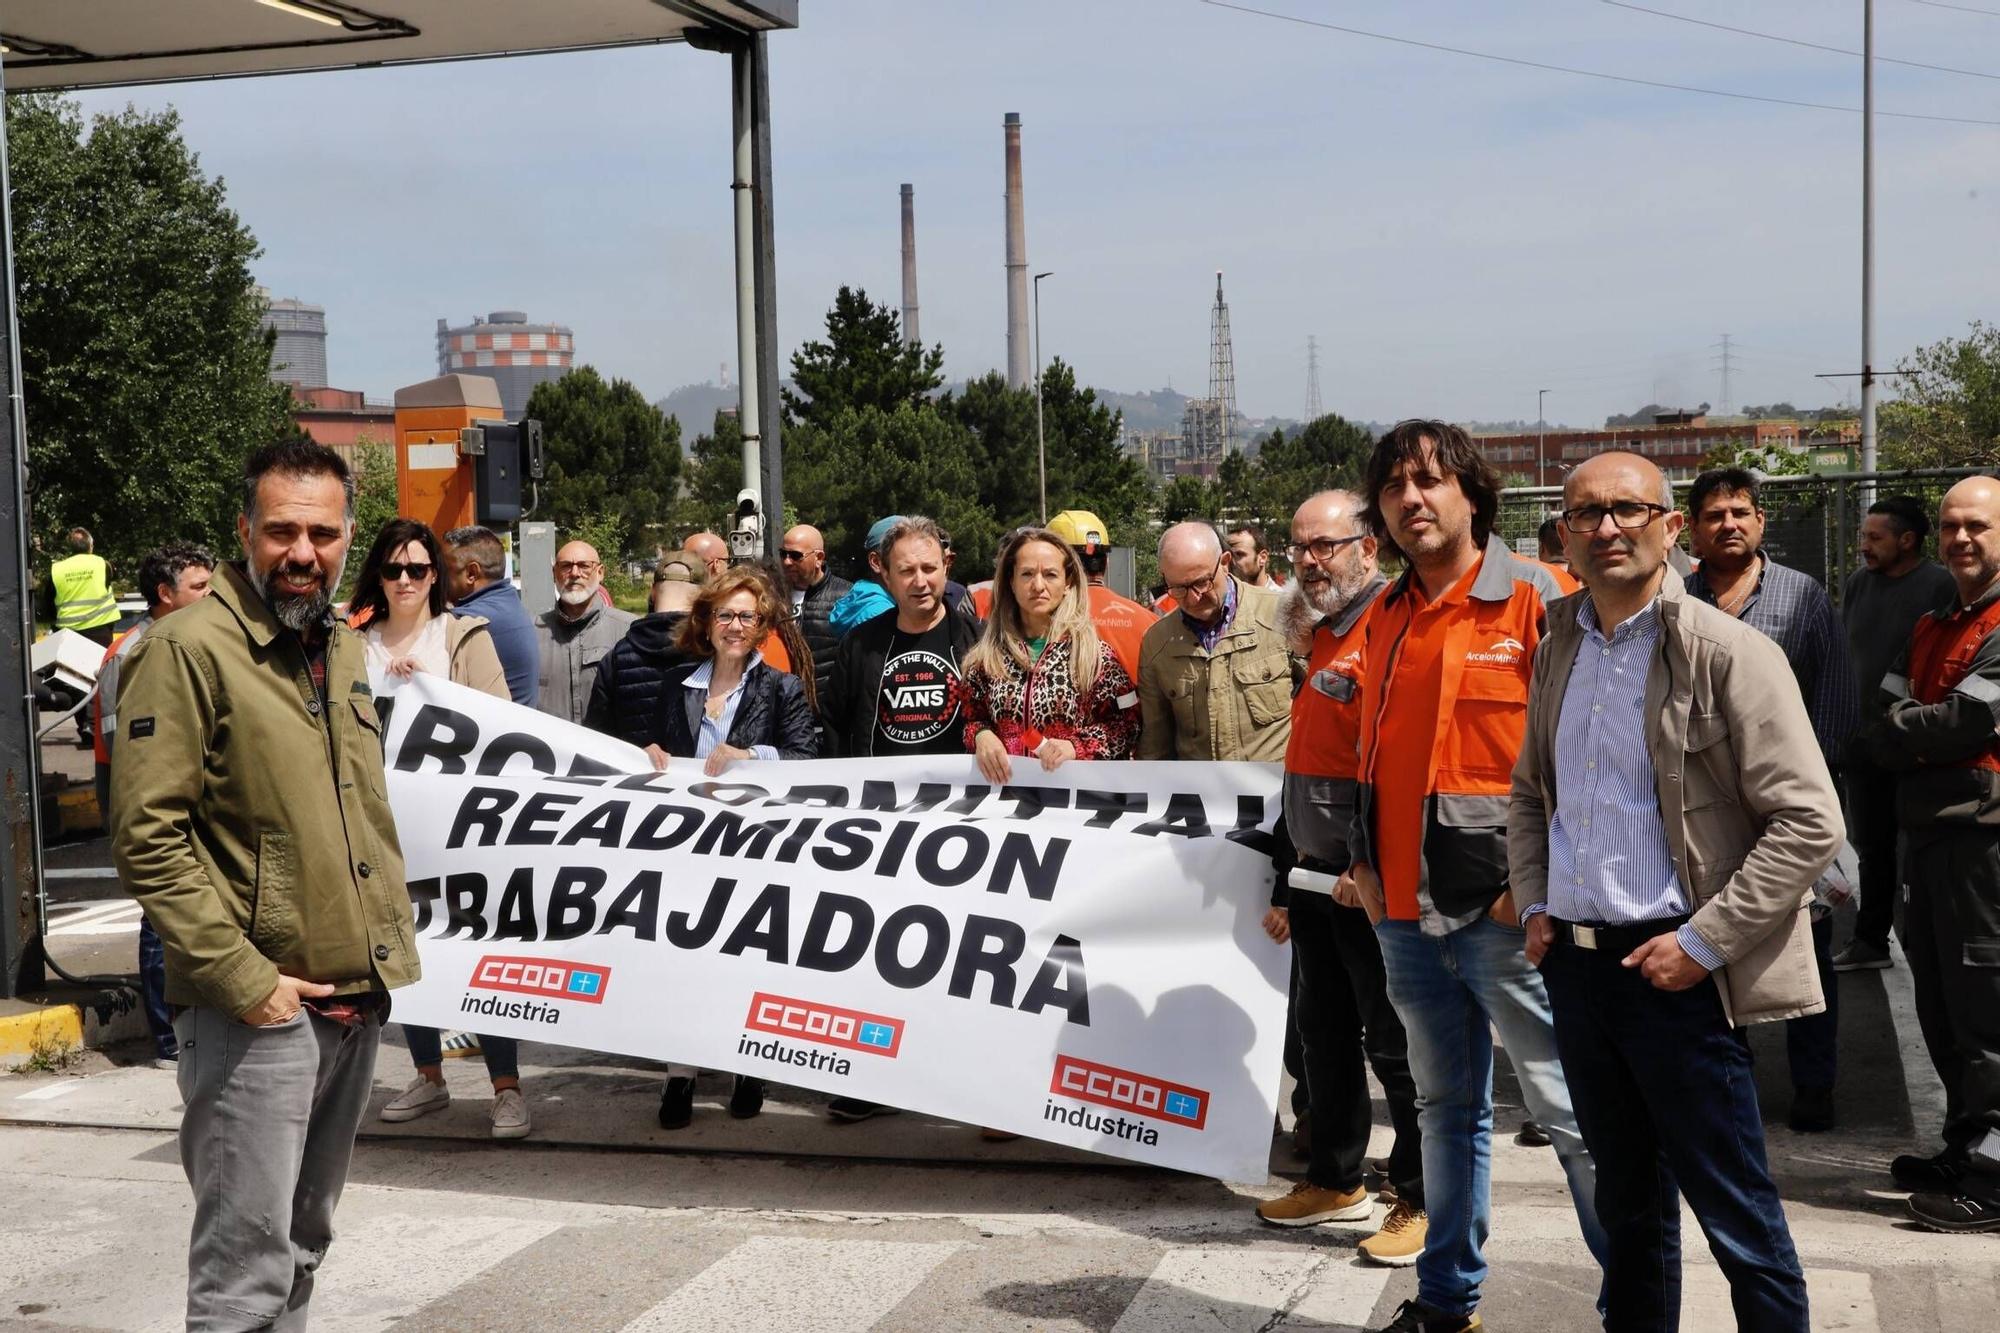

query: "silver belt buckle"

left=1573, top=924, right=1600, bottom=950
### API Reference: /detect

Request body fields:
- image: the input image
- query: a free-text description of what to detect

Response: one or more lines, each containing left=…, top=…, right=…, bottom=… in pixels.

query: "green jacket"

left=1135, top=576, right=1298, bottom=762
left=110, top=562, right=419, bottom=1014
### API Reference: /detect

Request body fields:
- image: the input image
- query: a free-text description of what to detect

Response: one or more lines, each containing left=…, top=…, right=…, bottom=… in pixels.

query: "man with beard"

left=1256, top=490, right=1426, bottom=1265
left=1685, top=468, right=1857, bottom=1132
left=443, top=526, right=539, bottom=708
left=1339, top=420, right=1606, bottom=1333
left=1838, top=496, right=1955, bottom=972
left=1512, top=452, right=1832, bottom=1327
left=535, top=538, right=635, bottom=726
left=111, top=440, right=419, bottom=1327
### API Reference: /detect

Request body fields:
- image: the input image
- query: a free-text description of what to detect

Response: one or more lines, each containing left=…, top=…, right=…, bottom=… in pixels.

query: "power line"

left=1911, top=0, right=2000, bottom=17
left=1602, top=0, right=2000, bottom=82
left=1199, top=0, right=2000, bottom=125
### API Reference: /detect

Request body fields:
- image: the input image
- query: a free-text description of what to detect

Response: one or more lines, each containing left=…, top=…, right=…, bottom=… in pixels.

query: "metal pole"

left=749, top=32, right=784, bottom=558
left=1537, top=388, right=1549, bottom=488
left=729, top=42, right=762, bottom=528
left=1034, top=271, right=1051, bottom=524
left=0, top=54, right=47, bottom=997
left=1861, top=0, right=1877, bottom=485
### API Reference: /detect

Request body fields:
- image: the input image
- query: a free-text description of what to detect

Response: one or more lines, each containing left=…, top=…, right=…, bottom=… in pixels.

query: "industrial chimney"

left=1003, top=113, right=1031, bottom=390
left=900, top=183, right=920, bottom=346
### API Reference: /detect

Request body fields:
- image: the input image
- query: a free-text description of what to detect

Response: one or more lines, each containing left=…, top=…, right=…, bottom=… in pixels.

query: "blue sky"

left=73, top=0, right=2000, bottom=429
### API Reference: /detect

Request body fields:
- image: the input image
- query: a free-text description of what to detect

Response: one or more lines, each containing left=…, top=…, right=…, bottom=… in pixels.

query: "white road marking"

left=13, top=1081, right=86, bottom=1102
left=45, top=868, right=121, bottom=881
left=623, top=1237, right=962, bottom=1332
left=1110, top=1246, right=1339, bottom=1332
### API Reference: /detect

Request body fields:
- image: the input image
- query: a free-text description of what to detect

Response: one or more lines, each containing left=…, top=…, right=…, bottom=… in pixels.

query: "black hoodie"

left=583, top=611, right=689, bottom=748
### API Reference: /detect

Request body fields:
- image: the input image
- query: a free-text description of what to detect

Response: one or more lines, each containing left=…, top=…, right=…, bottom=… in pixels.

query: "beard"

left=248, top=557, right=343, bottom=632
left=1300, top=562, right=1371, bottom=618
left=558, top=585, right=595, bottom=607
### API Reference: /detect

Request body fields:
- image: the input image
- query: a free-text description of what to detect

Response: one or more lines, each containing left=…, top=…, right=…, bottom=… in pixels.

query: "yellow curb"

left=0, top=1004, right=84, bottom=1060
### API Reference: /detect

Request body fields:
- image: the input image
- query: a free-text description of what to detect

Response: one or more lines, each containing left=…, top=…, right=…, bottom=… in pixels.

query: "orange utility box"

left=391, top=373, right=505, bottom=536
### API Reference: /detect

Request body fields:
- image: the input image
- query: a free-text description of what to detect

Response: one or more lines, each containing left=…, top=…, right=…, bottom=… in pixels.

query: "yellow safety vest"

left=51, top=553, right=117, bottom=632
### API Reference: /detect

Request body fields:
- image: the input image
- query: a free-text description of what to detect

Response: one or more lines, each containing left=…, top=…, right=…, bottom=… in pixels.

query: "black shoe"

left=658, top=1076, right=694, bottom=1131
left=729, top=1075, right=765, bottom=1119
left=1908, top=1191, right=2000, bottom=1233
left=1789, top=1085, right=1836, bottom=1133
left=1375, top=1299, right=1482, bottom=1332
left=1893, top=1149, right=1970, bottom=1192
left=1515, top=1119, right=1552, bottom=1147
left=826, top=1097, right=898, bottom=1123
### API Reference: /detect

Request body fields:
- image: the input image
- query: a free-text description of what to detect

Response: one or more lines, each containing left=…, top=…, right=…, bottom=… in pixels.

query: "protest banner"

left=379, top=675, right=1290, bottom=1182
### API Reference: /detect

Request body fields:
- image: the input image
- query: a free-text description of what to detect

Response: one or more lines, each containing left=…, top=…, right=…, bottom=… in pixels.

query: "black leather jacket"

left=654, top=657, right=819, bottom=760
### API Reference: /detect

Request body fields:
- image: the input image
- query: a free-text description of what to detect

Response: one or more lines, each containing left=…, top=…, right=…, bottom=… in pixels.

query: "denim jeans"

left=402, top=1025, right=519, bottom=1082
left=137, top=914, right=178, bottom=1060
left=1375, top=916, right=1609, bottom=1317
left=1541, top=939, right=1809, bottom=1332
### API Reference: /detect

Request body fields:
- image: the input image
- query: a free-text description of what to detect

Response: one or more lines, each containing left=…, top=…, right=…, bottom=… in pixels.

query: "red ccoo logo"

left=1050, top=1054, right=1208, bottom=1129
left=745, top=992, right=903, bottom=1057
left=468, top=955, right=610, bottom=1004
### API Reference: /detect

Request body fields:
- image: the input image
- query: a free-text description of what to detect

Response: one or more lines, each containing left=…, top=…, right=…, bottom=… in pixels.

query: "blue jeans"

left=1541, top=937, right=1808, bottom=1331
left=1375, top=916, right=1609, bottom=1317
left=402, top=1025, right=519, bottom=1082
left=137, top=914, right=177, bottom=1060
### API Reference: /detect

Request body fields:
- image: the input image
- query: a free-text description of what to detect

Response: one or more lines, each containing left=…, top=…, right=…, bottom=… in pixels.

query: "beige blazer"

left=1508, top=574, right=1843, bottom=1026
left=1136, top=577, right=1296, bottom=762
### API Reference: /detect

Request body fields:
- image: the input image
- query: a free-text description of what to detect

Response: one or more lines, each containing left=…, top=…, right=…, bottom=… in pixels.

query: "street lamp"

left=1537, top=388, right=1550, bottom=488
left=1034, top=270, right=1053, bottom=524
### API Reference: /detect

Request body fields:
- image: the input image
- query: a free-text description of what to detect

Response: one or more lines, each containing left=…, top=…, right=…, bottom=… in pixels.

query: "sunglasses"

left=381, top=561, right=434, bottom=582
left=780, top=548, right=818, bottom=562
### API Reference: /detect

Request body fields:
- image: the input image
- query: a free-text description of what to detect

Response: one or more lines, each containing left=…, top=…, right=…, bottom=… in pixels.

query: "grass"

left=17, top=1026, right=80, bottom=1074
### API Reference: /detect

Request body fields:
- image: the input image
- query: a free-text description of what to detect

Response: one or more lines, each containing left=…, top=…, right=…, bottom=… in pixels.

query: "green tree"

left=945, top=371, right=1039, bottom=528
left=1159, top=474, right=1217, bottom=525
left=334, top=437, right=399, bottom=604
left=784, top=403, right=998, bottom=575
left=1040, top=359, right=1149, bottom=548
left=784, top=286, right=944, bottom=430
left=10, top=95, right=297, bottom=569
left=666, top=409, right=744, bottom=544
left=1880, top=321, right=2000, bottom=470
left=526, top=365, right=681, bottom=559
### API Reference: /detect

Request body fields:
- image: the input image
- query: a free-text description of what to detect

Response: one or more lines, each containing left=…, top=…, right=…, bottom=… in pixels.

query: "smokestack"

left=1003, top=112, right=1031, bottom=390
left=900, top=184, right=920, bottom=347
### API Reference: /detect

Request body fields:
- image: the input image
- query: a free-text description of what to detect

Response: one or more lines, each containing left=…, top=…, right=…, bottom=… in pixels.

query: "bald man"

left=685, top=531, right=730, bottom=581
left=534, top=539, right=634, bottom=726
left=1511, top=452, right=1835, bottom=1325
left=1863, top=475, right=2000, bottom=1233
left=783, top=524, right=851, bottom=724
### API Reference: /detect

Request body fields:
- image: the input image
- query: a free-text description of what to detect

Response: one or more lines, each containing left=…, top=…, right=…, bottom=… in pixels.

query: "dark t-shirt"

left=873, top=619, right=966, bottom=756
left=1843, top=559, right=1957, bottom=722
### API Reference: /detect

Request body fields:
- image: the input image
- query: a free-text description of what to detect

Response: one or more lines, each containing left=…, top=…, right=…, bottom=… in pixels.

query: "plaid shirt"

left=1687, top=554, right=1858, bottom=773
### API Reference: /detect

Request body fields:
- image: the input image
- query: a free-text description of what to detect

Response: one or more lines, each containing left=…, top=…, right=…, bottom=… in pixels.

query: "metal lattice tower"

left=1305, top=334, right=1323, bottom=422
left=1712, top=332, right=1735, bottom=416
left=1208, top=271, right=1237, bottom=453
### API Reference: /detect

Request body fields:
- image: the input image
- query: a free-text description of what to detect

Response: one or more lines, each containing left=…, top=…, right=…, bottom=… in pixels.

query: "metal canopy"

left=0, top=0, right=796, bottom=91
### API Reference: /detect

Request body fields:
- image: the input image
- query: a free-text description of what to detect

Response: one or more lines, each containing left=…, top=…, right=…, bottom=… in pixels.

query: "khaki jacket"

left=1508, top=575, right=1842, bottom=1026
left=1136, top=577, right=1295, bottom=762
left=111, top=563, right=419, bottom=1015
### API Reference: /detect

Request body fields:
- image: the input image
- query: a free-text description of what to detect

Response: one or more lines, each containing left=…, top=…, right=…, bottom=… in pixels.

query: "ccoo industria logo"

left=745, top=992, right=904, bottom=1057
left=468, top=955, right=611, bottom=1005
left=1050, top=1054, right=1209, bottom=1129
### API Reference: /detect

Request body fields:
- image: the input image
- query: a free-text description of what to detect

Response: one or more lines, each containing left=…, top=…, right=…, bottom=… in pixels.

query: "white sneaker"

left=380, top=1075, right=450, bottom=1122
left=490, top=1087, right=531, bottom=1140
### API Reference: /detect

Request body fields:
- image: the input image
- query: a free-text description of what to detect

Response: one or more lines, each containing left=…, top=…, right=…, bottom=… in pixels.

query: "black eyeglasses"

left=1561, top=503, right=1672, bottom=533
left=381, top=561, right=434, bottom=582
left=1165, top=556, right=1226, bottom=600
left=1283, top=534, right=1367, bottom=563
left=713, top=610, right=763, bottom=627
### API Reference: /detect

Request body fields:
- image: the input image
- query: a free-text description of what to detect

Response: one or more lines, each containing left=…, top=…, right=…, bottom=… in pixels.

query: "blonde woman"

left=959, top=526, right=1139, bottom=784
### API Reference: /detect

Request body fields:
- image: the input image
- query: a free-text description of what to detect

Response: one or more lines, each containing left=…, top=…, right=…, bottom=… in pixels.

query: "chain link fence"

left=1497, top=469, right=1984, bottom=599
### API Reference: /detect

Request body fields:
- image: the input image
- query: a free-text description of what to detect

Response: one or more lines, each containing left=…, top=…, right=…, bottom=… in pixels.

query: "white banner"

left=378, top=675, right=1290, bottom=1182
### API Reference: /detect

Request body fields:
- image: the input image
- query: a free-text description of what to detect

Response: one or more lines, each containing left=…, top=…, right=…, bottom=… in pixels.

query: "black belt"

left=1549, top=914, right=1689, bottom=955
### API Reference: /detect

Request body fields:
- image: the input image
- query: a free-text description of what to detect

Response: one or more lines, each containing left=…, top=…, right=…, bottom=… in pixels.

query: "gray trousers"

left=173, top=1003, right=382, bottom=1332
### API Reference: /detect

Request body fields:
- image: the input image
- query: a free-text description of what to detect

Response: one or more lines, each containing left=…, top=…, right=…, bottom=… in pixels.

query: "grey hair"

left=879, top=515, right=946, bottom=561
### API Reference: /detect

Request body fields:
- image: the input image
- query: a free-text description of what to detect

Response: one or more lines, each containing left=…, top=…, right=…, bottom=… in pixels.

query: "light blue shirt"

left=1530, top=596, right=1724, bottom=971
left=684, top=658, right=779, bottom=762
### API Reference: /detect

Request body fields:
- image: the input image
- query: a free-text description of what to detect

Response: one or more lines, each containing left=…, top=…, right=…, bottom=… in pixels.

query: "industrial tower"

left=1208, top=272, right=1237, bottom=454
left=1305, top=334, right=1323, bottom=423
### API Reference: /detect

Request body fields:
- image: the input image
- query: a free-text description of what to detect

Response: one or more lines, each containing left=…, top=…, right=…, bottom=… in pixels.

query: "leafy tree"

left=946, top=371, right=1039, bottom=527
left=1880, top=321, right=2000, bottom=470
left=1159, top=474, right=1217, bottom=525
left=1040, top=359, right=1149, bottom=552
left=783, top=286, right=944, bottom=431
left=526, top=365, right=680, bottom=560
left=335, top=438, right=399, bottom=604
left=667, top=409, right=744, bottom=544
left=1698, top=441, right=1810, bottom=477
left=10, top=95, right=297, bottom=569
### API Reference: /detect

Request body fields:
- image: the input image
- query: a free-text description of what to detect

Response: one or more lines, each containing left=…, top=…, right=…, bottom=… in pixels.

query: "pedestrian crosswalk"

left=44, top=897, right=140, bottom=937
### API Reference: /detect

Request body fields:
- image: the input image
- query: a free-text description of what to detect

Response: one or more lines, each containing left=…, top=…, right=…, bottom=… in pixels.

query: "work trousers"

left=1847, top=756, right=1901, bottom=952
left=1904, top=830, right=2000, bottom=1168
left=1289, top=890, right=1422, bottom=1202
left=1783, top=914, right=1838, bottom=1092
left=174, top=1004, right=382, bottom=1332
left=1542, top=939, right=1808, bottom=1333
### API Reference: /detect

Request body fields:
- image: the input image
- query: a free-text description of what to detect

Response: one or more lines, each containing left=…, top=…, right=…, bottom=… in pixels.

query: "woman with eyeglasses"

left=646, top=565, right=817, bottom=1129
left=349, top=519, right=531, bottom=1139
left=959, top=525, right=1139, bottom=785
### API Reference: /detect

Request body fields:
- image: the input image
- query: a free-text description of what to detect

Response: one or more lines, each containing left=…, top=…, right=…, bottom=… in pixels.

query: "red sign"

left=468, top=955, right=610, bottom=1004
left=1050, top=1054, right=1208, bottom=1129
left=745, top=992, right=904, bottom=1057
